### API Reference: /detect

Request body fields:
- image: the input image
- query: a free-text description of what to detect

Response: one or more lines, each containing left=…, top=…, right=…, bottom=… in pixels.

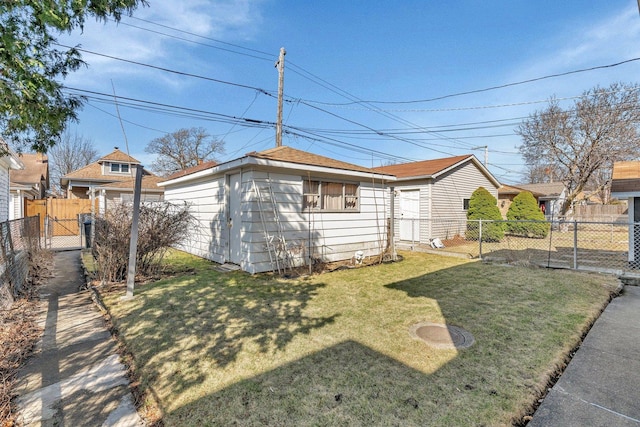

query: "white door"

left=229, top=173, right=242, bottom=264
left=399, top=190, right=420, bottom=241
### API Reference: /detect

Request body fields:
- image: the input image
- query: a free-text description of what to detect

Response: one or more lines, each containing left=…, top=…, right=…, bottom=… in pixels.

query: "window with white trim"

left=303, top=179, right=359, bottom=211
left=109, top=163, right=130, bottom=173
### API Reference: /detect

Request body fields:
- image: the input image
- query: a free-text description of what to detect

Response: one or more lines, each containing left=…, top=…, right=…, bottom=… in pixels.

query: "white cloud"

left=59, top=0, right=265, bottom=87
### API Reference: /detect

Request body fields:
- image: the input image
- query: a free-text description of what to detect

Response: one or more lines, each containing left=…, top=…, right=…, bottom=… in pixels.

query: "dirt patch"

left=0, top=249, right=53, bottom=423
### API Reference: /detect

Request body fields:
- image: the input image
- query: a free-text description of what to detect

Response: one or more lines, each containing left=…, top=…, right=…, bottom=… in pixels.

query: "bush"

left=466, top=187, right=504, bottom=242
left=93, top=202, right=195, bottom=282
left=506, top=191, right=550, bottom=238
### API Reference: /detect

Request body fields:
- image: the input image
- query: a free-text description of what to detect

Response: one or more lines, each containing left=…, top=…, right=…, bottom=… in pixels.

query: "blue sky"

left=59, top=0, right=640, bottom=183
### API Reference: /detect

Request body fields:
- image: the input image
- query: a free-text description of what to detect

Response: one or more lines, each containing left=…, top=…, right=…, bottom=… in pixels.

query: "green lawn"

left=99, top=250, right=618, bottom=426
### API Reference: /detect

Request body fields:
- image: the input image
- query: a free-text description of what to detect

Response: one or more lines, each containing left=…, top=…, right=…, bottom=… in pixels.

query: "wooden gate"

left=25, top=198, right=97, bottom=236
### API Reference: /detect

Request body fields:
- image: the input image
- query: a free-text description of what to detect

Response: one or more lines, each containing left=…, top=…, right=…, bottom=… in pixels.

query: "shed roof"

left=165, top=160, right=218, bottom=181
left=247, top=146, right=375, bottom=174
left=611, top=161, right=640, bottom=195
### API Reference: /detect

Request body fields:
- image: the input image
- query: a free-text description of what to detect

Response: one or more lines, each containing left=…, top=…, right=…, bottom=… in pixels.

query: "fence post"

left=478, top=219, right=483, bottom=260
left=573, top=220, right=578, bottom=269
left=411, top=218, right=415, bottom=250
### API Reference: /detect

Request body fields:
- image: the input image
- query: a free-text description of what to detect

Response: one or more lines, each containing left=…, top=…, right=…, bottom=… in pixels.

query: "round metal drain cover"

left=409, top=322, right=475, bottom=349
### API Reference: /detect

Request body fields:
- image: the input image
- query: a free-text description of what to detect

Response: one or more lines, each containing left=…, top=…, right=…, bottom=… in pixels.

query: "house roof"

left=10, top=153, right=48, bottom=186
left=370, top=154, right=501, bottom=188
left=95, top=175, right=165, bottom=192
left=62, top=155, right=152, bottom=185
left=372, top=155, right=472, bottom=178
left=97, top=148, right=140, bottom=164
left=611, top=161, right=640, bottom=195
left=498, top=184, right=544, bottom=197
left=247, top=146, right=375, bottom=174
left=515, top=182, right=565, bottom=197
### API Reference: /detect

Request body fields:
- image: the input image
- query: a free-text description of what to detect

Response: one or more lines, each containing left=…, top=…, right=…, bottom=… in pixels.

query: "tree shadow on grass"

left=116, top=270, right=338, bottom=397
left=166, top=340, right=459, bottom=426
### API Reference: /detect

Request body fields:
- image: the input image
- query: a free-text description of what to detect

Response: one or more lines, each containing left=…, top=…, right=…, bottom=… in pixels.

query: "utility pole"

left=471, top=145, right=488, bottom=167
left=275, top=47, right=286, bottom=147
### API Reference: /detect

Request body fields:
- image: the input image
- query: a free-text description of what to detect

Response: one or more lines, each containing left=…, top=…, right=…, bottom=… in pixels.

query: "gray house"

left=372, top=154, right=501, bottom=245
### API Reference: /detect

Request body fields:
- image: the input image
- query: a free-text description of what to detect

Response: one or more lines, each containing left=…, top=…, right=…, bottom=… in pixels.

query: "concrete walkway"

left=14, top=250, right=143, bottom=427
left=530, top=285, right=640, bottom=426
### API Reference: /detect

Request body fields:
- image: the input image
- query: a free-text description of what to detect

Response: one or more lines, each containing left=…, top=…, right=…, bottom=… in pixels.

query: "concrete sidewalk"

left=14, top=250, right=143, bottom=427
left=529, top=285, right=640, bottom=426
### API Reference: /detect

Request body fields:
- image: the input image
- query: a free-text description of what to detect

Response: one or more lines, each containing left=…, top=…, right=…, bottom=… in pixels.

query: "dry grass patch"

left=100, top=250, right=619, bottom=426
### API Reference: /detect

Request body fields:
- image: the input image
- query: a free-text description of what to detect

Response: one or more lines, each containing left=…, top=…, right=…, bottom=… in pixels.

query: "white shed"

left=160, top=146, right=396, bottom=274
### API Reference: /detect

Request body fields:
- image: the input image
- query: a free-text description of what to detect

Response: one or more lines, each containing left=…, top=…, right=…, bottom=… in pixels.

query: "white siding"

left=0, top=166, right=9, bottom=222
left=391, top=161, right=499, bottom=243
left=246, top=170, right=389, bottom=274
left=9, top=193, right=21, bottom=220
left=163, top=167, right=390, bottom=274
left=164, top=174, right=227, bottom=265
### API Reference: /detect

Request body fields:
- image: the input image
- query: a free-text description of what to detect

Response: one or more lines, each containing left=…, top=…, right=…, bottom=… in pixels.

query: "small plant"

left=466, top=187, right=504, bottom=242
left=506, top=191, right=550, bottom=238
left=93, top=202, right=195, bottom=282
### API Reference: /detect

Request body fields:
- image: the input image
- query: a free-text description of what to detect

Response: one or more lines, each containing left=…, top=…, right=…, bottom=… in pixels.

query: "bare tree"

left=517, top=82, right=640, bottom=216
left=48, top=131, right=99, bottom=195
left=145, top=127, right=225, bottom=176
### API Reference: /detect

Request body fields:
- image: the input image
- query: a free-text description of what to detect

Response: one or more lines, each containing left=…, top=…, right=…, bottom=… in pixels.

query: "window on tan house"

left=109, top=163, right=130, bottom=173
left=303, top=179, right=359, bottom=211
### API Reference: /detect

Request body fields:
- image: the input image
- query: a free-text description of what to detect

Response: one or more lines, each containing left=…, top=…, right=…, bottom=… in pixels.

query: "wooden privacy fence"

left=25, top=198, right=97, bottom=236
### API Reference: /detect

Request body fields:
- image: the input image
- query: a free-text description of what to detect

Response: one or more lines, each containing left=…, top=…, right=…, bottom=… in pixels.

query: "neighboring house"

left=372, top=154, right=500, bottom=245
left=0, top=146, right=25, bottom=222
left=610, top=161, right=640, bottom=267
left=9, top=153, right=49, bottom=220
left=497, top=184, right=544, bottom=218
left=60, top=147, right=163, bottom=212
left=160, top=146, right=395, bottom=274
left=513, top=182, right=566, bottom=218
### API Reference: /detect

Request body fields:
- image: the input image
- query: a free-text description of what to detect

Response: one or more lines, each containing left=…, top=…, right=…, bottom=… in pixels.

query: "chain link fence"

left=395, top=217, right=636, bottom=274
left=43, top=215, right=91, bottom=250
left=0, top=216, right=41, bottom=309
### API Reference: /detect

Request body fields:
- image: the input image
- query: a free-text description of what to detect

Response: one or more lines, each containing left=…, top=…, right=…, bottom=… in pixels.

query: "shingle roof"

left=95, top=175, right=165, bottom=191
left=516, top=182, right=565, bottom=197
left=10, top=153, right=48, bottom=185
left=247, top=146, right=376, bottom=174
left=611, top=161, right=640, bottom=194
left=164, top=160, right=218, bottom=181
left=498, top=184, right=544, bottom=197
left=371, top=155, right=472, bottom=178
left=98, top=148, right=140, bottom=164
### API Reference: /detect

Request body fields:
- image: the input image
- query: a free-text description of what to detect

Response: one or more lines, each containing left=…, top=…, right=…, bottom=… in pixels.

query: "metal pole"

left=478, top=220, right=483, bottom=259
left=573, top=220, right=578, bottom=269
left=389, top=186, right=396, bottom=260
left=125, top=165, right=143, bottom=298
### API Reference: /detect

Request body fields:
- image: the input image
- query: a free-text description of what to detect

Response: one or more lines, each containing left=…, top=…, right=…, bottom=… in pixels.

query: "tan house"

left=497, top=184, right=545, bottom=218
left=9, top=153, right=49, bottom=220
left=60, top=148, right=164, bottom=212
